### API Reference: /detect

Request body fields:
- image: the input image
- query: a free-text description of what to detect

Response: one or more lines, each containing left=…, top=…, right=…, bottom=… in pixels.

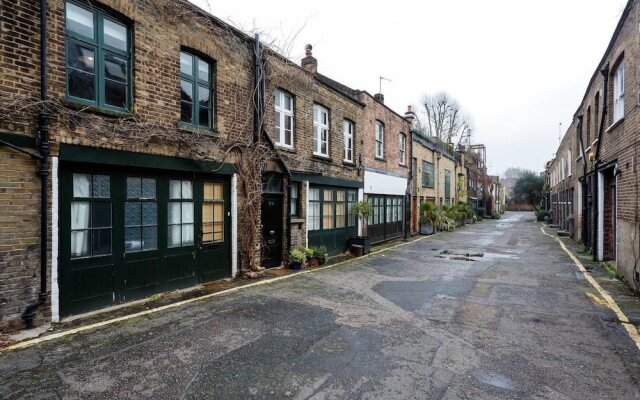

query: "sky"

left=190, top=0, right=626, bottom=176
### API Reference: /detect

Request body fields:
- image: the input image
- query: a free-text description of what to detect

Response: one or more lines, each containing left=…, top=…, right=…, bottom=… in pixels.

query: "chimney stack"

left=404, top=105, right=415, bottom=126
left=373, top=93, right=385, bottom=104
left=301, top=44, right=317, bottom=74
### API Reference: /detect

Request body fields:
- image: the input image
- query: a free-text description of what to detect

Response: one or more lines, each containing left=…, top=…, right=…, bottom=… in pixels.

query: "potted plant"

left=419, top=203, right=437, bottom=235
left=289, top=248, right=306, bottom=270
left=349, top=201, right=373, bottom=255
left=304, top=247, right=317, bottom=267
left=314, top=245, right=328, bottom=265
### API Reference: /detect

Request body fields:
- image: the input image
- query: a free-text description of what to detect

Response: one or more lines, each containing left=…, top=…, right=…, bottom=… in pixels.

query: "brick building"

left=549, top=0, right=640, bottom=290
left=261, top=45, right=365, bottom=258
left=359, top=92, right=411, bottom=244
left=464, top=145, right=492, bottom=217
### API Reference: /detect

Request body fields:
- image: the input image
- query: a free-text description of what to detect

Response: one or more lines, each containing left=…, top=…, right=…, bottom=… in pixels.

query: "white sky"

left=190, top=0, right=626, bottom=175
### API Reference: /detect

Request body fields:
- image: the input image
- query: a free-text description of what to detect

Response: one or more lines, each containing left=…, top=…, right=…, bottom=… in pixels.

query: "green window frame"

left=64, top=1, right=131, bottom=112
left=308, top=187, right=352, bottom=231
left=70, top=173, right=112, bottom=258
left=422, top=161, right=435, bottom=188
left=180, top=50, right=215, bottom=131
left=445, top=170, right=451, bottom=203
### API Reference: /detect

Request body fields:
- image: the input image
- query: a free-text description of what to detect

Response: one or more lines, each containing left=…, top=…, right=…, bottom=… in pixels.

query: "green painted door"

left=59, top=166, right=231, bottom=316
left=307, top=186, right=358, bottom=255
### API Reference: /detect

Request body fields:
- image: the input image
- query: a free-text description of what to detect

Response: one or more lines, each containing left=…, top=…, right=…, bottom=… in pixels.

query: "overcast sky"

left=190, top=0, right=626, bottom=175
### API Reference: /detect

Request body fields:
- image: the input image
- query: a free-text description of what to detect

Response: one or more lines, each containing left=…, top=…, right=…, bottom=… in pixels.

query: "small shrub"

left=290, top=248, right=306, bottom=263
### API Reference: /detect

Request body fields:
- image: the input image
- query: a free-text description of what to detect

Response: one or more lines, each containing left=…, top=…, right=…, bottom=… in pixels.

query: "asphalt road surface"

left=2, top=212, right=639, bottom=399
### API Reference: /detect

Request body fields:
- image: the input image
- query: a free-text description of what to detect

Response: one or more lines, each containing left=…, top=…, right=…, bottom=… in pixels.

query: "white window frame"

left=275, top=89, right=294, bottom=148
left=567, top=149, right=572, bottom=176
left=313, top=105, right=329, bottom=157
left=399, top=133, right=406, bottom=165
left=375, top=121, right=384, bottom=159
left=613, top=61, right=624, bottom=123
left=343, top=119, right=354, bottom=162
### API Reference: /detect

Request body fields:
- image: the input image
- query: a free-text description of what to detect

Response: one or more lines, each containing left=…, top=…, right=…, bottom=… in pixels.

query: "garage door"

left=58, top=166, right=230, bottom=316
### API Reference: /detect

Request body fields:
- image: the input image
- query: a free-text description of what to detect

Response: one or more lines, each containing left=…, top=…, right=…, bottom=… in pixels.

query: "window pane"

left=198, top=106, right=210, bottom=129
left=92, top=228, right=111, bottom=255
left=197, top=58, right=209, bottom=81
left=182, top=181, right=193, bottom=198
left=67, top=43, right=95, bottom=73
left=127, top=177, right=141, bottom=198
left=336, top=191, right=345, bottom=202
left=214, top=203, right=223, bottom=221
left=213, top=183, right=223, bottom=200
left=275, top=91, right=281, bottom=107
left=105, top=79, right=127, bottom=108
left=66, top=2, right=94, bottom=39
left=168, top=225, right=181, bottom=248
left=204, top=183, right=214, bottom=201
left=125, top=202, right=141, bottom=226
left=68, top=70, right=95, bottom=101
left=309, top=188, right=320, bottom=201
left=182, top=202, right=194, bottom=223
left=181, top=80, right=193, bottom=103
left=168, top=202, right=181, bottom=224
left=181, top=101, right=193, bottom=123
left=92, top=175, right=110, bottom=198
left=73, top=174, right=91, bottom=197
left=182, top=224, right=194, bottom=245
left=104, top=53, right=127, bottom=82
left=142, top=203, right=157, bottom=225
left=203, top=222, right=214, bottom=235
left=323, top=203, right=334, bottom=229
left=203, top=204, right=214, bottom=224
left=92, top=202, right=111, bottom=228
left=142, top=227, right=157, bottom=250
left=71, top=202, right=90, bottom=229
left=180, top=52, right=193, bottom=76
left=125, top=227, right=141, bottom=253
left=142, top=178, right=156, bottom=199
left=169, top=180, right=182, bottom=199
left=198, top=86, right=210, bottom=108
left=103, top=18, right=127, bottom=51
left=71, top=230, right=89, bottom=258
left=284, top=94, right=292, bottom=111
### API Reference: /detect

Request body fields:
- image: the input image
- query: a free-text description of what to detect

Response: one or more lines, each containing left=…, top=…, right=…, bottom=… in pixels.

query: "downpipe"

left=22, top=0, right=49, bottom=329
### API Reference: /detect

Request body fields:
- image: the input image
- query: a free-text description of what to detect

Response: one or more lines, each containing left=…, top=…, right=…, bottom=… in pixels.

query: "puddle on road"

left=472, top=369, right=519, bottom=392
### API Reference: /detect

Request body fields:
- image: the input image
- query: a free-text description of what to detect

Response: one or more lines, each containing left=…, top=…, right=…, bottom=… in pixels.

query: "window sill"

left=312, top=154, right=331, bottom=162
left=374, top=157, right=386, bottom=162
left=61, top=99, right=133, bottom=118
left=276, top=143, right=295, bottom=151
left=178, top=123, right=218, bottom=136
left=399, top=163, right=407, bottom=168
left=606, top=117, right=624, bottom=133
left=290, top=217, right=305, bottom=224
left=343, top=160, right=356, bottom=167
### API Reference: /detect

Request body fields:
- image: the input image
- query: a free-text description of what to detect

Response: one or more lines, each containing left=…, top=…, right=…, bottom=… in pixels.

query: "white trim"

left=304, top=181, right=310, bottom=247
left=231, top=174, right=238, bottom=277
left=274, top=89, right=294, bottom=148
left=51, top=157, right=60, bottom=323
left=313, top=105, right=329, bottom=157
left=343, top=119, right=354, bottom=162
left=357, top=188, right=364, bottom=236
left=375, top=121, right=384, bottom=159
left=597, top=171, right=605, bottom=261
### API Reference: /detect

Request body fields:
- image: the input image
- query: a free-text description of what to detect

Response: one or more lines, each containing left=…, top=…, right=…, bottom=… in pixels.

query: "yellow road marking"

left=540, top=225, right=640, bottom=351
left=585, top=292, right=607, bottom=306
left=2, top=232, right=438, bottom=352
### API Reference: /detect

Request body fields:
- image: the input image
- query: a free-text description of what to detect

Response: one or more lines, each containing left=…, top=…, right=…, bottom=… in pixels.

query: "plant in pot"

left=419, top=203, right=438, bottom=235
left=349, top=201, right=373, bottom=255
left=306, top=247, right=319, bottom=267
left=314, top=245, right=328, bottom=265
left=289, top=248, right=306, bottom=270
left=465, top=205, right=475, bottom=224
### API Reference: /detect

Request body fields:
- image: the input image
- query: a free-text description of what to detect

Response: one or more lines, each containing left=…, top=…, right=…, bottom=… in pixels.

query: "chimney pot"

left=374, top=93, right=384, bottom=104
left=301, top=44, right=317, bottom=74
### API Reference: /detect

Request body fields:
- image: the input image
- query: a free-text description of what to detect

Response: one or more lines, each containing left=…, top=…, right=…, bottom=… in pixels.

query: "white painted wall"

left=51, top=157, right=60, bottom=323
left=231, top=174, right=238, bottom=277
left=364, top=169, right=407, bottom=196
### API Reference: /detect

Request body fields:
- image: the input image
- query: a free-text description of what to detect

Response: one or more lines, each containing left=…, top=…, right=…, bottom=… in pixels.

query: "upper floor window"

left=444, top=170, right=451, bottom=204
left=65, top=1, right=131, bottom=111
left=613, top=61, right=624, bottom=123
left=375, top=121, right=384, bottom=159
left=399, top=134, right=406, bottom=165
left=343, top=120, right=354, bottom=162
left=422, top=161, right=434, bottom=188
left=313, top=105, right=329, bottom=157
left=180, top=51, right=214, bottom=130
left=275, top=89, right=294, bottom=147
left=567, top=150, right=572, bottom=176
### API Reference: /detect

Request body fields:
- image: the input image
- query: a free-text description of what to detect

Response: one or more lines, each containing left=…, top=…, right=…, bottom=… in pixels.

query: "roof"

left=315, top=74, right=360, bottom=102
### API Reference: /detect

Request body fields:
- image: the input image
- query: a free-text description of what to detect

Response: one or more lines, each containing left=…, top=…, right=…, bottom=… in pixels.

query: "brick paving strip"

left=539, top=224, right=640, bottom=350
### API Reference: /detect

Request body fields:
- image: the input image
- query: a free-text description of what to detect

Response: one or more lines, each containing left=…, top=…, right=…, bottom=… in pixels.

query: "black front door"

left=261, top=194, right=283, bottom=268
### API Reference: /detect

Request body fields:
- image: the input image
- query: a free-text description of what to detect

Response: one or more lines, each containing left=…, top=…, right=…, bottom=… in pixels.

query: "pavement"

left=1, top=212, right=639, bottom=399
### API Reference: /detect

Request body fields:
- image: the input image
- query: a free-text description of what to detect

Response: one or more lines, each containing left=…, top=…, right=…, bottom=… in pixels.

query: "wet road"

left=1, top=212, right=639, bottom=399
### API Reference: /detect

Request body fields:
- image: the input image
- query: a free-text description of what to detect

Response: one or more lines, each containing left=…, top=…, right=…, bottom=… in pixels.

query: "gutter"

left=22, top=0, right=50, bottom=329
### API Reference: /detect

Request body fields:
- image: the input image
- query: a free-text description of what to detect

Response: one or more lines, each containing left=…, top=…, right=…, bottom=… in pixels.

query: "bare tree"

left=415, top=92, right=473, bottom=146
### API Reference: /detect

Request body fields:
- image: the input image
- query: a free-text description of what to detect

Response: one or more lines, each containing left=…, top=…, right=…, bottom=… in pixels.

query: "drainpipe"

left=253, top=34, right=263, bottom=144
left=592, top=64, right=609, bottom=258
left=404, top=131, right=415, bottom=239
left=22, top=0, right=50, bottom=329
left=577, top=115, right=589, bottom=245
